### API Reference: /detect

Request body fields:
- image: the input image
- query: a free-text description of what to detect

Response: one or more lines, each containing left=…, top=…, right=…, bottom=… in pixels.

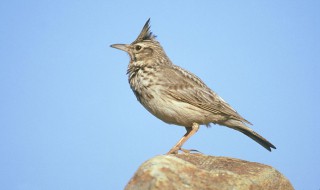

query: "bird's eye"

left=135, top=45, right=142, bottom=51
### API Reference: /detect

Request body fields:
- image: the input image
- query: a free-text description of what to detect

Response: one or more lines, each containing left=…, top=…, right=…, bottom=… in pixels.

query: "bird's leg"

left=166, top=123, right=200, bottom=154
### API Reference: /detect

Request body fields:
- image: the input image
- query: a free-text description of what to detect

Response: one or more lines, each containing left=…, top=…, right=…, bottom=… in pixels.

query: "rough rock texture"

left=125, top=154, right=293, bottom=190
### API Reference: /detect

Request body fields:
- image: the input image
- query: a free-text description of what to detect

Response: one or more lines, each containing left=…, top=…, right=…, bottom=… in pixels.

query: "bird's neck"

left=126, top=60, right=154, bottom=80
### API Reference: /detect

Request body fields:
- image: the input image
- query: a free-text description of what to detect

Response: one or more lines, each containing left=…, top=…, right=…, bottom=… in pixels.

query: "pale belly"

left=139, top=92, right=220, bottom=127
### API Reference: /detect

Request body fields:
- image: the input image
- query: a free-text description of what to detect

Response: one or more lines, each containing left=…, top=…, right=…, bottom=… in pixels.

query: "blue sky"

left=1, top=1, right=319, bottom=189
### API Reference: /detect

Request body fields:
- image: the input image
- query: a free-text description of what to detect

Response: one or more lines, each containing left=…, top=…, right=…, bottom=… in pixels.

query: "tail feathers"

left=223, top=120, right=276, bottom=151
left=236, top=126, right=276, bottom=151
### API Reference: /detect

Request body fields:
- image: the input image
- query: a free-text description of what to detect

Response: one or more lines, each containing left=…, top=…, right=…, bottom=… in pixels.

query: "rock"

left=125, top=154, right=293, bottom=190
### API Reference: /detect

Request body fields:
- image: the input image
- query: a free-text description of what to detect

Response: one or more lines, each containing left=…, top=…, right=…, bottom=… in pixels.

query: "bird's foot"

left=166, top=147, right=202, bottom=155
left=179, top=148, right=202, bottom=154
left=166, top=146, right=180, bottom=154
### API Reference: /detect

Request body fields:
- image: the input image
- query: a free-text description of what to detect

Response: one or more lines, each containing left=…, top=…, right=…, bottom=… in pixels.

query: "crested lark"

left=111, top=19, right=276, bottom=154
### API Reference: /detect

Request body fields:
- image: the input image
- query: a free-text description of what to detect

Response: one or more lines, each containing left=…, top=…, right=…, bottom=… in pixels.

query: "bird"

left=110, top=19, right=276, bottom=154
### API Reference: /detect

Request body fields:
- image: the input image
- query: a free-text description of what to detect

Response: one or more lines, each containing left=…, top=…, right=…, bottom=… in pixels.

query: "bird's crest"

left=131, top=18, right=157, bottom=44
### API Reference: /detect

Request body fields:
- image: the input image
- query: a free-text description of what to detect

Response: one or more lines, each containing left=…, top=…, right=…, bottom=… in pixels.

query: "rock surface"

left=125, top=154, right=293, bottom=190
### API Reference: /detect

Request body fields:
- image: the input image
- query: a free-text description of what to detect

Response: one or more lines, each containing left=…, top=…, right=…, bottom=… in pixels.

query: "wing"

left=160, top=65, right=252, bottom=125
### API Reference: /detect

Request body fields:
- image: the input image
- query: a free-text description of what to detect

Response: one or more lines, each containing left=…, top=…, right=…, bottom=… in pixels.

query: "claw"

left=166, top=147, right=202, bottom=154
left=179, top=148, right=202, bottom=154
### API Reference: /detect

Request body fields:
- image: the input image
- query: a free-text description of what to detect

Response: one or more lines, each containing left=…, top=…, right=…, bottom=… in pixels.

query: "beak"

left=110, top=44, right=130, bottom=52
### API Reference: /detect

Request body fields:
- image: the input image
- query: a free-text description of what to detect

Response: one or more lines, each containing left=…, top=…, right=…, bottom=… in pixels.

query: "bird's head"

left=111, top=19, right=170, bottom=65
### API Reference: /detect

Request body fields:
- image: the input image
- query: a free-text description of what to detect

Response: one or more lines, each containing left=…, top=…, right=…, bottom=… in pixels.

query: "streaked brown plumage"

left=111, top=19, right=276, bottom=154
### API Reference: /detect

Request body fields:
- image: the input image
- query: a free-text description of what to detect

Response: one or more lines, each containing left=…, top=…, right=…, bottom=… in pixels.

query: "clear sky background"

left=1, top=1, right=319, bottom=189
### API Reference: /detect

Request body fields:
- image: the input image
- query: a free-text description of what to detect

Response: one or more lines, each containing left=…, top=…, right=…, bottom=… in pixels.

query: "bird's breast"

left=128, top=66, right=159, bottom=103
